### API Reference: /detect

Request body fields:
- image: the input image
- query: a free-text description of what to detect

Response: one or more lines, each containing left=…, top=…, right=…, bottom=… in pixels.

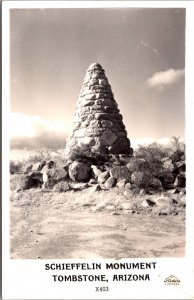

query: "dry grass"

left=10, top=185, right=185, bottom=216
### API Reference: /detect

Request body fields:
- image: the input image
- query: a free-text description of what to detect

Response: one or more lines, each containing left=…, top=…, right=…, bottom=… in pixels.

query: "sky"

left=10, top=7, right=185, bottom=149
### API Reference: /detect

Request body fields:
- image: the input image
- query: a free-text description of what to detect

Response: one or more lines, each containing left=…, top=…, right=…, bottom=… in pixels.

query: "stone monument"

left=65, top=63, right=133, bottom=158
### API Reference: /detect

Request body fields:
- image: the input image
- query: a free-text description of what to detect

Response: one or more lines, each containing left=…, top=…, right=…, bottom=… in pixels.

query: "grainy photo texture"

left=10, top=8, right=186, bottom=259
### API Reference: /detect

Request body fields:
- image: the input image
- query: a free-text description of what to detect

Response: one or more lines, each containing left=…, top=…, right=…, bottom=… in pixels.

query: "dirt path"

left=10, top=190, right=185, bottom=259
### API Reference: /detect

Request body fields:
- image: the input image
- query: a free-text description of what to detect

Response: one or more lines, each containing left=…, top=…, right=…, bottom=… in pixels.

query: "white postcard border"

left=2, top=1, right=194, bottom=299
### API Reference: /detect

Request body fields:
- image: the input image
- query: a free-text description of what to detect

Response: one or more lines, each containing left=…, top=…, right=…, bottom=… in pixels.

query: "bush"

left=169, top=137, right=185, bottom=162
left=129, top=139, right=185, bottom=192
left=170, top=136, right=185, bottom=152
left=134, top=142, right=169, bottom=178
left=136, top=142, right=170, bottom=160
left=66, top=144, right=110, bottom=165
left=10, top=148, right=67, bottom=175
left=27, top=148, right=56, bottom=164
left=10, top=161, right=23, bottom=174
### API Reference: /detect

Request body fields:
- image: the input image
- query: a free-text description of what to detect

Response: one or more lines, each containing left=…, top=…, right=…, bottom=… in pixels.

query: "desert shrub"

left=169, top=136, right=185, bottom=162
left=136, top=142, right=170, bottom=161
left=134, top=142, right=169, bottom=177
left=10, top=174, right=20, bottom=191
left=10, top=150, right=51, bottom=175
left=24, top=148, right=66, bottom=168
left=10, top=161, right=23, bottom=174
left=130, top=138, right=185, bottom=192
left=27, top=148, right=55, bottom=164
left=10, top=148, right=67, bottom=175
left=170, top=136, right=185, bottom=152
left=129, top=142, right=172, bottom=191
left=66, top=145, right=110, bottom=165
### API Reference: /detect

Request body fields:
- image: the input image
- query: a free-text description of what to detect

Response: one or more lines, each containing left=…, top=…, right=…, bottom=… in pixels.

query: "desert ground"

left=10, top=187, right=185, bottom=259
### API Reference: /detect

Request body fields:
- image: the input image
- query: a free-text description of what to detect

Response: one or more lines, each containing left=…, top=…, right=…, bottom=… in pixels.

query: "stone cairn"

left=13, top=63, right=185, bottom=210
left=65, top=63, right=133, bottom=158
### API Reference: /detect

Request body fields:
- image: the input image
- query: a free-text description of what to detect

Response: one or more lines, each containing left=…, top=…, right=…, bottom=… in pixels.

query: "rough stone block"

left=90, top=105, right=103, bottom=111
left=92, top=145, right=108, bottom=154
left=131, top=171, right=146, bottom=185
left=101, top=120, right=113, bottom=128
left=175, top=161, right=186, bottom=172
left=174, top=173, right=186, bottom=188
left=91, top=165, right=102, bottom=177
left=69, top=161, right=91, bottom=182
left=74, top=128, right=87, bottom=138
left=52, top=168, right=68, bottom=181
left=98, top=171, right=110, bottom=183
left=141, top=199, right=156, bottom=208
left=95, top=93, right=102, bottom=99
left=104, top=177, right=117, bottom=189
left=53, top=182, right=71, bottom=192
left=98, top=79, right=107, bottom=86
left=80, top=116, right=88, bottom=122
left=117, top=131, right=127, bottom=138
left=95, top=99, right=113, bottom=106
left=117, top=179, right=127, bottom=188
left=31, top=161, right=46, bottom=172
left=84, top=73, right=91, bottom=81
left=16, top=173, right=43, bottom=190
left=73, top=122, right=81, bottom=130
left=82, top=100, right=95, bottom=107
left=79, top=120, right=90, bottom=128
left=103, top=106, right=114, bottom=113
left=78, top=137, right=95, bottom=147
left=94, top=137, right=107, bottom=146
left=86, top=128, right=102, bottom=136
left=109, top=138, right=131, bottom=154
left=89, top=78, right=98, bottom=85
left=95, top=113, right=110, bottom=120
left=100, top=129, right=118, bottom=145
left=111, top=113, right=123, bottom=121
left=90, top=184, right=102, bottom=192
left=110, top=165, right=131, bottom=181
left=90, top=120, right=101, bottom=128
left=125, top=182, right=132, bottom=189
left=71, top=182, right=89, bottom=190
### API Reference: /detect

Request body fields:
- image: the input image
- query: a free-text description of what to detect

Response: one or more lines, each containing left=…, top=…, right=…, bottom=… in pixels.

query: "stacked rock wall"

left=65, top=63, right=133, bottom=157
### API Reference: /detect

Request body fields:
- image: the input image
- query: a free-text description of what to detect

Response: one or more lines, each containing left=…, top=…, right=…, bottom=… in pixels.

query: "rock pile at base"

left=13, top=152, right=185, bottom=193
left=65, top=63, right=133, bottom=158
left=11, top=143, right=186, bottom=216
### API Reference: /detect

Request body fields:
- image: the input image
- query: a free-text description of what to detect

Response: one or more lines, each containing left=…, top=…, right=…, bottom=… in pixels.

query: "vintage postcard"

left=2, top=1, right=194, bottom=299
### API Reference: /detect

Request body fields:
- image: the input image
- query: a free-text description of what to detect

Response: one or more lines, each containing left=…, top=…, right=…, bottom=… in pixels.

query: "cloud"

left=146, top=68, right=184, bottom=89
left=10, top=112, right=70, bottom=149
left=10, top=133, right=67, bottom=149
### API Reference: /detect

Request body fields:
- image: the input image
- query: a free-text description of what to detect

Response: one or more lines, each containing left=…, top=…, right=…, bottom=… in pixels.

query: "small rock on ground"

left=98, top=171, right=110, bottom=184
left=104, top=177, right=117, bottom=189
left=53, top=182, right=71, bottom=192
left=90, top=184, right=102, bottom=192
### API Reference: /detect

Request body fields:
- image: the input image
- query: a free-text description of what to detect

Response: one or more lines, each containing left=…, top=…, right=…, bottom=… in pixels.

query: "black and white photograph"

left=2, top=1, right=194, bottom=299
left=9, top=5, right=186, bottom=259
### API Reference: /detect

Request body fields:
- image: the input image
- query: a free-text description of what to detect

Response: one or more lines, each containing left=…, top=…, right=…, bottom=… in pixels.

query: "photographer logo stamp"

left=164, top=275, right=181, bottom=285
